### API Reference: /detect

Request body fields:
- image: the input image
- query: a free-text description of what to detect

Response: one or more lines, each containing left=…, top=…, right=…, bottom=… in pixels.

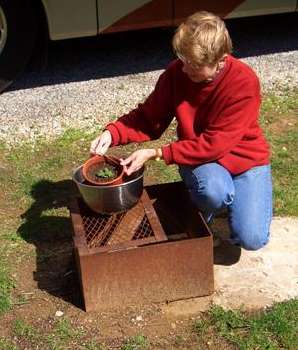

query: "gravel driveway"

left=0, top=12, right=297, bottom=145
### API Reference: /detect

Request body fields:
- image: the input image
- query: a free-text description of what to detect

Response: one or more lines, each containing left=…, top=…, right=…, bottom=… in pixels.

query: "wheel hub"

left=0, top=5, right=8, bottom=56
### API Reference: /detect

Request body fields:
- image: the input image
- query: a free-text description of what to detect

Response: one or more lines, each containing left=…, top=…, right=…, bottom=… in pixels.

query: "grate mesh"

left=132, top=216, right=153, bottom=240
left=80, top=201, right=155, bottom=249
left=82, top=213, right=124, bottom=248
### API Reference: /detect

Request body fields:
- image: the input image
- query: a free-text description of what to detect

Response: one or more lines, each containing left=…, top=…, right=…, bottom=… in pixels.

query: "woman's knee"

left=190, top=178, right=228, bottom=210
left=242, top=237, right=269, bottom=251
left=180, top=163, right=234, bottom=211
left=231, top=226, right=270, bottom=251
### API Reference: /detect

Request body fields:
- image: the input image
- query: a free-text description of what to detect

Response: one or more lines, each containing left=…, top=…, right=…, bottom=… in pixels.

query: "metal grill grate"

left=77, top=191, right=166, bottom=250
left=132, top=216, right=154, bottom=240
left=82, top=212, right=124, bottom=248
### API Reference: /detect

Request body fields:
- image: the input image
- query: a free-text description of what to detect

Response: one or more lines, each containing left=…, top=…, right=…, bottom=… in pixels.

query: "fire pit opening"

left=146, top=181, right=210, bottom=241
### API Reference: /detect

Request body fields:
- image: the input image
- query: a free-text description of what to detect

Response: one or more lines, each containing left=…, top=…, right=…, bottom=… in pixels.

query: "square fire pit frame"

left=70, top=181, right=214, bottom=312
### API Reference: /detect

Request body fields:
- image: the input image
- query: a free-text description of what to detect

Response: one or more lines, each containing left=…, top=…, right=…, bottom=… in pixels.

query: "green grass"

left=260, top=89, right=298, bottom=216
left=194, top=299, right=298, bottom=350
left=0, top=253, right=14, bottom=314
left=13, top=319, right=40, bottom=342
left=4, top=128, right=93, bottom=200
left=84, top=340, right=105, bottom=350
left=46, top=318, right=84, bottom=349
left=3, top=300, right=298, bottom=350
left=261, top=90, right=298, bottom=116
left=11, top=318, right=90, bottom=350
left=121, top=335, right=149, bottom=350
left=54, top=318, right=84, bottom=340
left=270, top=130, right=298, bottom=215
left=0, top=338, right=19, bottom=350
left=1, top=230, right=23, bottom=243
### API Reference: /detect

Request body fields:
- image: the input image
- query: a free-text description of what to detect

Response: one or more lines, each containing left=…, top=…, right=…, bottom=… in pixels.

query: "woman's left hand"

left=120, top=149, right=156, bottom=176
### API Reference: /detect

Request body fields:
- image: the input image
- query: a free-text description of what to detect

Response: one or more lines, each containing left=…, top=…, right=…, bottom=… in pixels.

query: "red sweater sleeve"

left=106, top=65, right=174, bottom=146
left=162, top=83, right=261, bottom=165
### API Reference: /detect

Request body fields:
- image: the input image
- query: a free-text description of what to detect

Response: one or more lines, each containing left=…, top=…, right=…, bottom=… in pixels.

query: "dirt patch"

left=267, top=114, right=297, bottom=134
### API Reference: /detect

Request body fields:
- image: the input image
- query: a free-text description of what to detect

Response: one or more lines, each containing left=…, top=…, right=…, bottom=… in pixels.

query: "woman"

left=90, top=11, right=273, bottom=251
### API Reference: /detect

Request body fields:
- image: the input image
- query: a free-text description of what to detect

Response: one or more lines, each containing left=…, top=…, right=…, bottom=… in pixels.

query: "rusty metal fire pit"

left=69, top=181, right=214, bottom=312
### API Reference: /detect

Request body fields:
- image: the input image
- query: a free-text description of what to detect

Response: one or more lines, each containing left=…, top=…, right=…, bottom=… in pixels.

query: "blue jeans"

left=179, top=163, right=273, bottom=251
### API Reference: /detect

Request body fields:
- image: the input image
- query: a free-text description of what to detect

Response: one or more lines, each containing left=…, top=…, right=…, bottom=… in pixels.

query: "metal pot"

left=72, top=165, right=144, bottom=214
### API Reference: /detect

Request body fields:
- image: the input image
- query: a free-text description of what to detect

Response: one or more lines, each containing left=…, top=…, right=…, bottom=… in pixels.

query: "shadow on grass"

left=17, top=179, right=83, bottom=309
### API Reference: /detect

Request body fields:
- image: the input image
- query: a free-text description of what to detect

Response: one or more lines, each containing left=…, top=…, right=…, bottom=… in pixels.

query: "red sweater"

left=106, top=55, right=270, bottom=175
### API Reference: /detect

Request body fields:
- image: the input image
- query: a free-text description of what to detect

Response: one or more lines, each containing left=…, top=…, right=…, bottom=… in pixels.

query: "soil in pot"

left=91, top=163, right=118, bottom=184
left=83, top=155, right=124, bottom=186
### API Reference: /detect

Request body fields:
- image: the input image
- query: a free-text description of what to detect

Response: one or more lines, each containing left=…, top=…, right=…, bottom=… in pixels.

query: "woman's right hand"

left=90, top=130, right=112, bottom=155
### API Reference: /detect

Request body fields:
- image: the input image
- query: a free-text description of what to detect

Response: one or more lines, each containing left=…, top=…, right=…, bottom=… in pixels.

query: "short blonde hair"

left=173, top=11, right=232, bottom=66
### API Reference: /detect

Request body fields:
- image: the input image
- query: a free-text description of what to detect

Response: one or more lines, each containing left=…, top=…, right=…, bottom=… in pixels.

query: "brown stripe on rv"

left=103, top=0, right=172, bottom=33
left=103, top=0, right=246, bottom=33
left=174, top=0, right=247, bottom=24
